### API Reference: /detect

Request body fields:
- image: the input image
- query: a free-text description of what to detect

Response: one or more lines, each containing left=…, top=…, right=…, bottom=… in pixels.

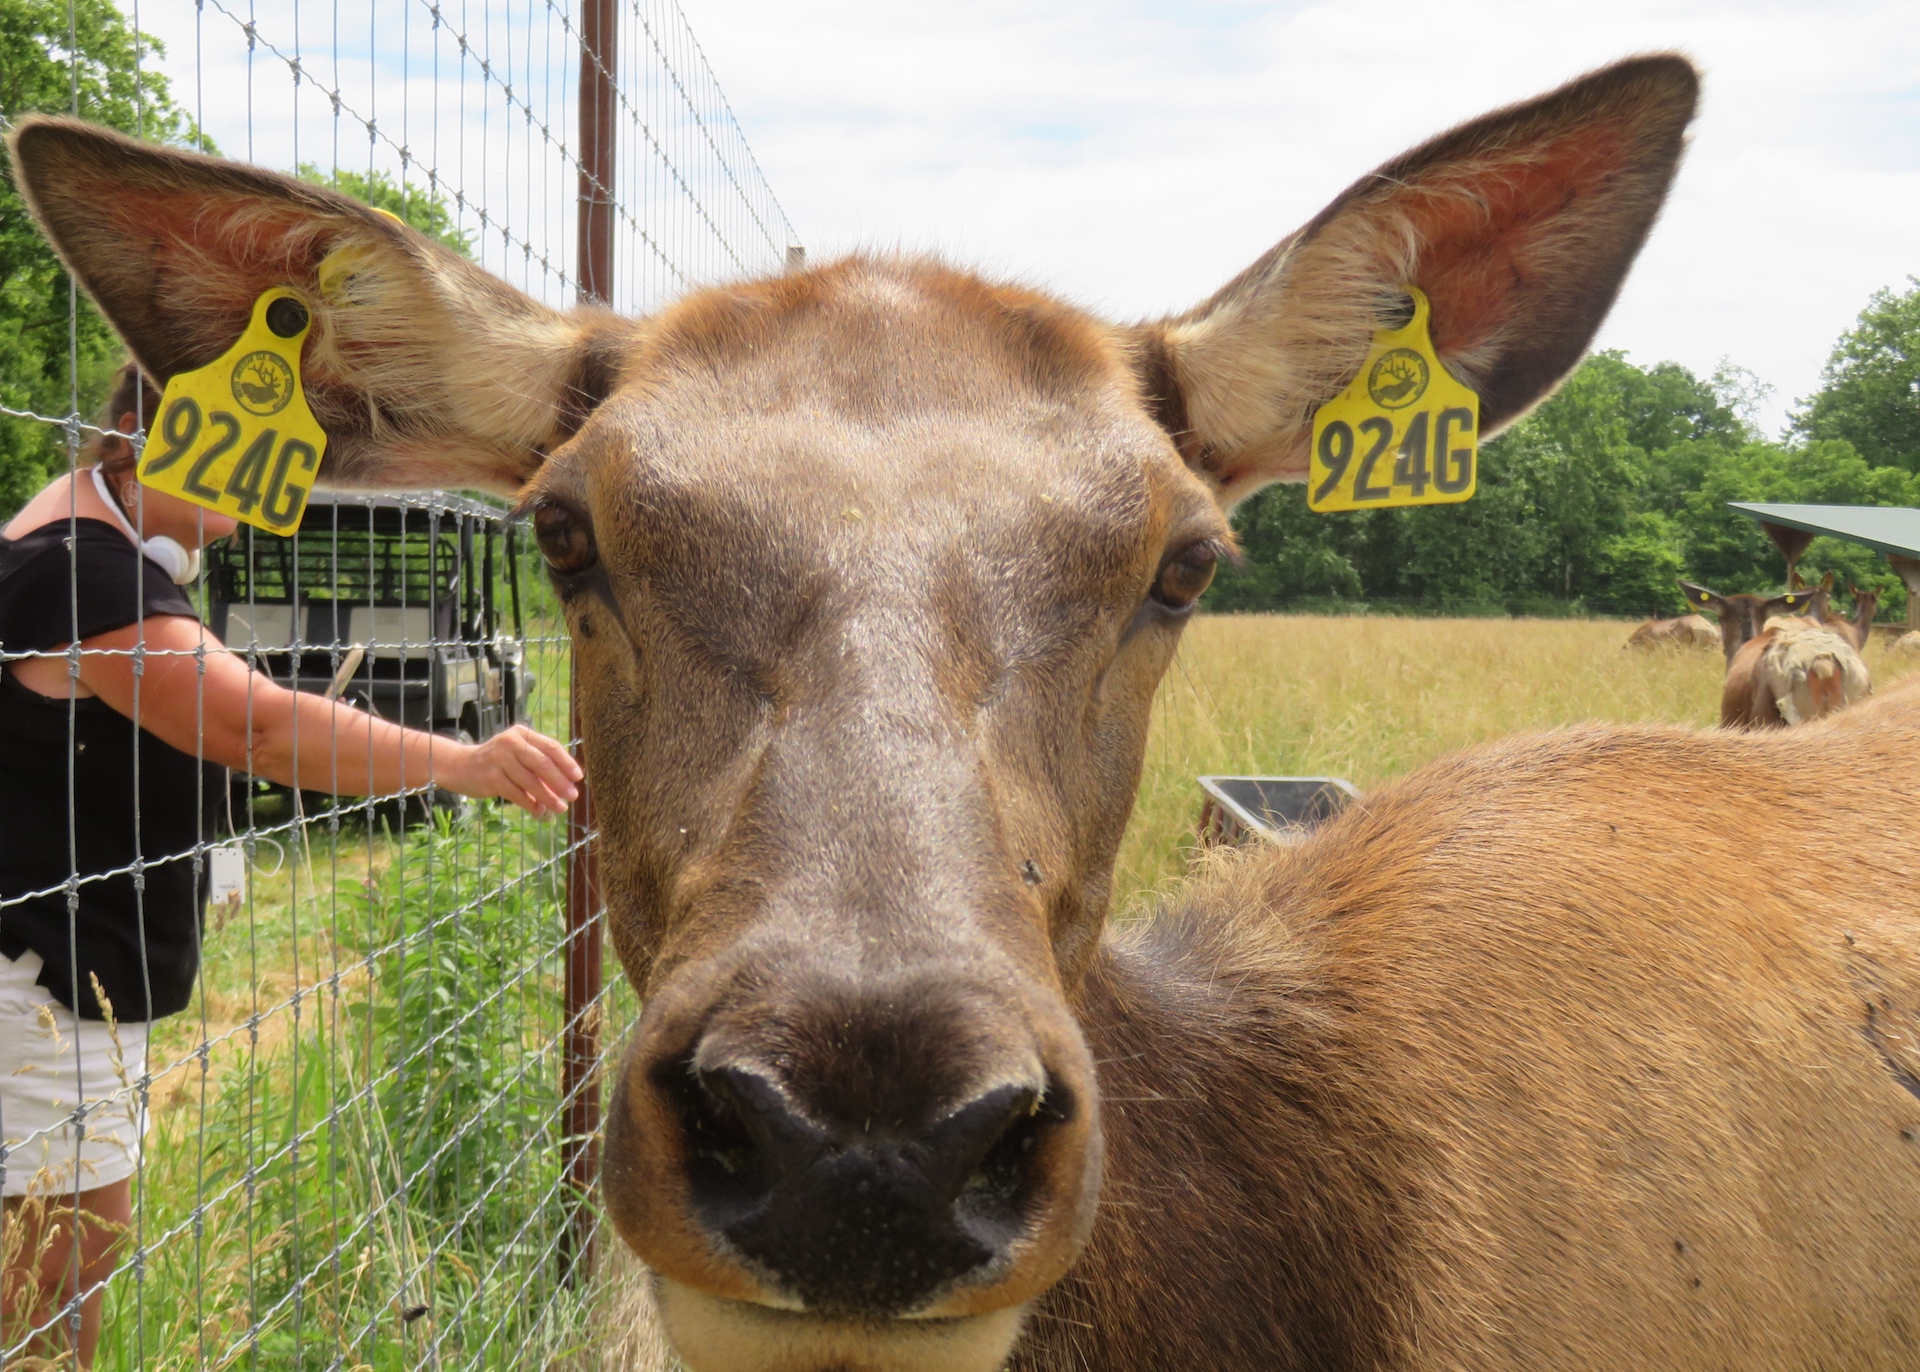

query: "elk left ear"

left=1129, top=55, right=1698, bottom=507
left=8, top=116, right=637, bottom=493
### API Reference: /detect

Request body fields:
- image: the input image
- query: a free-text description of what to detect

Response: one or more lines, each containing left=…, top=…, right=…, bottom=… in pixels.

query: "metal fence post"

left=562, top=0, right=616, bottom=1284
left=578, top=0, right=618, bottom=308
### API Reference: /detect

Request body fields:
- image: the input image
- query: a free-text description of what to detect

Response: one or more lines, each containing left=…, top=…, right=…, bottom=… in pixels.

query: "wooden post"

left=578, top=0, right=617, bottom=307
left=1759, top=522, right=1815, bottom=591
left=1889, top=555, right=1920, bottom=632
left=561, top=0, right=614, bottom=1284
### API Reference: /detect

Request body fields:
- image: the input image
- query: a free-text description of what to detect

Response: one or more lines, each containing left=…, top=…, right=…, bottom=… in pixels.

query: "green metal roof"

left=1726, top=503, right=1920, bottom=562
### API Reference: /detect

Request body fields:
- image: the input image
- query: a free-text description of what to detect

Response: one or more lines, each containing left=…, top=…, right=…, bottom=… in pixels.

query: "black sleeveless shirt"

left=0, top=519, right=223, bottom=1021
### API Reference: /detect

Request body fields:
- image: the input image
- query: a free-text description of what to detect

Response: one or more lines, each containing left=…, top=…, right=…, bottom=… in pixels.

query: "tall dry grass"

left=1114, top=614, right=1920, bottom=908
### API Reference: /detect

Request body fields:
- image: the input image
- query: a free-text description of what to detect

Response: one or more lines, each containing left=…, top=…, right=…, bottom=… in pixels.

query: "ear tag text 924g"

left=141, top=288, right=326, bottom=535
left=1307, top=286, right=1478, bottom=513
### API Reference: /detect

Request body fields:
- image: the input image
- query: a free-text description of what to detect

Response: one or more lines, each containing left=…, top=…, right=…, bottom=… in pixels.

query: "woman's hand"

left=442, top=724, right=583, bottom=816
left=72, top=616, right=584, bottom=812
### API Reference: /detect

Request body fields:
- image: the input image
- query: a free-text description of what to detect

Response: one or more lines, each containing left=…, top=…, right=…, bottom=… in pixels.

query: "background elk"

left=1721, top=622, right=1871, bottom=727
left=1841, top=582, right=1882, bottom=650
left=1679, top=577, right=1825, bottom=662
left=17, top=54, right=1920, bottom=1372
left=1623, top=613, right=1717, bottom=649
left=1684, top=577, right=1872, bottom=727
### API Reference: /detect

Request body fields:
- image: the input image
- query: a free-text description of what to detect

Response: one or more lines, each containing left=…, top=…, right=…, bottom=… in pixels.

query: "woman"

left=0, top=364, right=581, bottom=1365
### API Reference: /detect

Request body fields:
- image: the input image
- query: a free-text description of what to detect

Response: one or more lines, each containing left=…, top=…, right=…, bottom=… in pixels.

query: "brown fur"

left=1623, top=613, right=1717, bottom=649
left=1031, top=690, right=1920, bottom=1369
left=21, top=55, right=1917, bottom=1372
left=1721, top=624, right=1871, bottom=728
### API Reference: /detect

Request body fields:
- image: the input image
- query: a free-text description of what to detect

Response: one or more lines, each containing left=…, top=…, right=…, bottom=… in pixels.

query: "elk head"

left=11, top=53, right=1697, bottom=1372
left=1682, top=580, right=1825, bottom=664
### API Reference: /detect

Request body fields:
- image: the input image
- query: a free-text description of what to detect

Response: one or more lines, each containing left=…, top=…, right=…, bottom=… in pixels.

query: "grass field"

left=1113, top=614, right=1920, bottom=909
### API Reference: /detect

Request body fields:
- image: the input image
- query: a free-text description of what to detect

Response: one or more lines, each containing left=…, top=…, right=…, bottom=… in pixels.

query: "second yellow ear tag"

left=141, top=288, right=327, bottom=535
left=1307, top=287, right=1478, bottom=513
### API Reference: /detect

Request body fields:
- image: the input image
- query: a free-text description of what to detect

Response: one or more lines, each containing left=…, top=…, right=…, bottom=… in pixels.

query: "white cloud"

left=679, top=0, right=1920, bottom=436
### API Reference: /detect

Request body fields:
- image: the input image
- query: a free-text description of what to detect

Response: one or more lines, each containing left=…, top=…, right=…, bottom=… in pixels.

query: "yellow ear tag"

left=316, top=208, right=405, bottom=304
left=141, top=288, right=326, bottom=536
left=1307, top=287, right=1478, bottom=513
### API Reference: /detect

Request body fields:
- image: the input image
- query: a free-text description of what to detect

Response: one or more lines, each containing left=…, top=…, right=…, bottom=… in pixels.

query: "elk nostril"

left=666, top=1054, right=1074, bottom=1315
left=671, top=1063, right=828, bottom=1232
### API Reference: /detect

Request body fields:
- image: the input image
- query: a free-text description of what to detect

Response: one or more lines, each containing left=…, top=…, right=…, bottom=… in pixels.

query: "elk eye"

left=1152, top=541, right=1218, bottom=611
left=533, top=501, right=597, bottom=576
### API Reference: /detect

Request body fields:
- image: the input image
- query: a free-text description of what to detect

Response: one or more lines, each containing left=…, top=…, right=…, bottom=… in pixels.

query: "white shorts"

left=0, top=950, right=149, bottom=1197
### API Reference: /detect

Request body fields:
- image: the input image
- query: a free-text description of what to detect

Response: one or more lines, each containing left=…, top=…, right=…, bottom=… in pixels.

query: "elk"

left=1679, top=578, right=1825, bottom=663
left=1721, top=623, right=1871, bottom=727
left=1370, top=355, right=1424, bottom=405
left=1622, top=613, right=1717, bottom=649
left=1841, top=583, right=1882, bottom=651
left=16, top=55, right=1920, bottom=1372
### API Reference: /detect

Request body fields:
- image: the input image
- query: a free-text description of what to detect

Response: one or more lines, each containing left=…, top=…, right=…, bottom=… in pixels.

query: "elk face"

left=543, top=265, right=1222, bottom=1353
left=12, top=52, right=1695, bottom=1372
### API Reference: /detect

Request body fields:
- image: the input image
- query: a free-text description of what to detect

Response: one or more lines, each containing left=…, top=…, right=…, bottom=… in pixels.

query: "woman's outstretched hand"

left=445, top=725, right=583, bottom=816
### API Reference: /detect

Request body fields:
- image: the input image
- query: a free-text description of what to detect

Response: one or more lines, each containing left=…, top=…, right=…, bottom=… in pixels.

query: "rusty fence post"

left=577, top=0, right=617, bottom=309
left=561, top=0, right=614, bottom=1285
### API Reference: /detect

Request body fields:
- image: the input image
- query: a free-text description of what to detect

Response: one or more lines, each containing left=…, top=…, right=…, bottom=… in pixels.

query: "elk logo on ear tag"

left=231, top=351, right=295, bottom=415
left=141, top=288, right=327, bottom=536
left=1309, top=287, right=1479, bottom=513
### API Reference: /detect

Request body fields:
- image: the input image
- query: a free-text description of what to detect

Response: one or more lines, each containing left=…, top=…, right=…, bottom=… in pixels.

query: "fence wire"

left=1, top=2, right=795, bottom=1367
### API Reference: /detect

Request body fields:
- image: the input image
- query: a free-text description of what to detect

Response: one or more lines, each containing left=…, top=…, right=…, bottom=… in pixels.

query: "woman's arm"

left=72, top=615, right=581, bottom=815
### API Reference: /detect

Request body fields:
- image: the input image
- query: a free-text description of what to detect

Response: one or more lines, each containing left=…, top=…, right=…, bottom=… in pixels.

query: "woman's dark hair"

left=85, top=361, right=165, bottom=478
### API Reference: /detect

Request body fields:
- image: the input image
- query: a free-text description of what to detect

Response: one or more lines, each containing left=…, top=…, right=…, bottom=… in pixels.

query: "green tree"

left=296, top=164, right=475, bottom=258
left=1675, top=437, right=1915, bottom=615
left=0, top=0, right=201, bottom=515
left=1206, top=351, right=1763, bottom=619
left=1793, top=279, right=1920, bottom=473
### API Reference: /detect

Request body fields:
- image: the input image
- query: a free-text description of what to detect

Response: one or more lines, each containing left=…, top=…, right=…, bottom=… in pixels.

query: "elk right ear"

left=1131, top=55, right=1698, bottom=508
left=7, top=117, right=637, bottom=492
left=1679, top=581, right=1725, bottom=616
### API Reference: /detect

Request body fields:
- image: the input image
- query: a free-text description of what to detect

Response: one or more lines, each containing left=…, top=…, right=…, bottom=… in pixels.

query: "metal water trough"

left=1197, top=775, right=1360, bottom=847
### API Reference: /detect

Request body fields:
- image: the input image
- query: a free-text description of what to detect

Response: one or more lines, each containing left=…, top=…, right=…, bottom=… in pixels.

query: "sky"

left=140, top=0, right=1920, bottom=438
left=674, top=0, right=1920, bottom=437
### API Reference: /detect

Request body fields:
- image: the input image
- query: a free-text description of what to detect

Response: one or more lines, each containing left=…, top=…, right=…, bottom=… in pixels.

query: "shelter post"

left=1890, top=556, right=1920, bottom=631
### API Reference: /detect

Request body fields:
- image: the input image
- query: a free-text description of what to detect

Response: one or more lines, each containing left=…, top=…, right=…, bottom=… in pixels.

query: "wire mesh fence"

left=1, top=1, right=795, bottom=1366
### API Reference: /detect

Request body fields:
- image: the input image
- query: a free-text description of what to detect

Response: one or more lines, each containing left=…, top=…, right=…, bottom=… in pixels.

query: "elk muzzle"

left=603, top=952, right=1102, bottom=1366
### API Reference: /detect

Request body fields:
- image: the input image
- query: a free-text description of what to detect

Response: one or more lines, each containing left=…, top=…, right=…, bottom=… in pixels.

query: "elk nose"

left=679, top=1064, right=1053, bottom=1315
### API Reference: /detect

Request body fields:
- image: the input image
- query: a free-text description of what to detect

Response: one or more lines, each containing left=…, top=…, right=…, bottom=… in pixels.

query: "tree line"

left=6, top=2, right=1919, bottom=622
left=0, top=0, right=469, bottom=516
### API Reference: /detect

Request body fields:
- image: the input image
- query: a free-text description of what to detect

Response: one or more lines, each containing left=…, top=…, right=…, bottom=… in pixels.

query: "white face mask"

left=91, top=466, right=201, bottom=585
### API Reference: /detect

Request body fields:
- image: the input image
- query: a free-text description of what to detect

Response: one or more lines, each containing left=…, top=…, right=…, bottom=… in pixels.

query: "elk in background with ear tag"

left=140, top=287, right=327, bottom=536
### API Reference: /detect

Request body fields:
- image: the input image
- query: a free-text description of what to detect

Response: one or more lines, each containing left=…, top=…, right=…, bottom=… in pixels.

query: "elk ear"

left=1130, top=55, right=1698, bottom=506
left=7, top=116, right=635, bottom=493
left=1679, top=581, right=1724, bottom=616
left=1773, top=591, right=1817, bottom=616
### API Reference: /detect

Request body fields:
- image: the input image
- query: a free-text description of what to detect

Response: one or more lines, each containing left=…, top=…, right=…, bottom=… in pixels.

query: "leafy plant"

left=96, top=812, right=598, bottom=1371
left=0, top=0, right=204, bottom=515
